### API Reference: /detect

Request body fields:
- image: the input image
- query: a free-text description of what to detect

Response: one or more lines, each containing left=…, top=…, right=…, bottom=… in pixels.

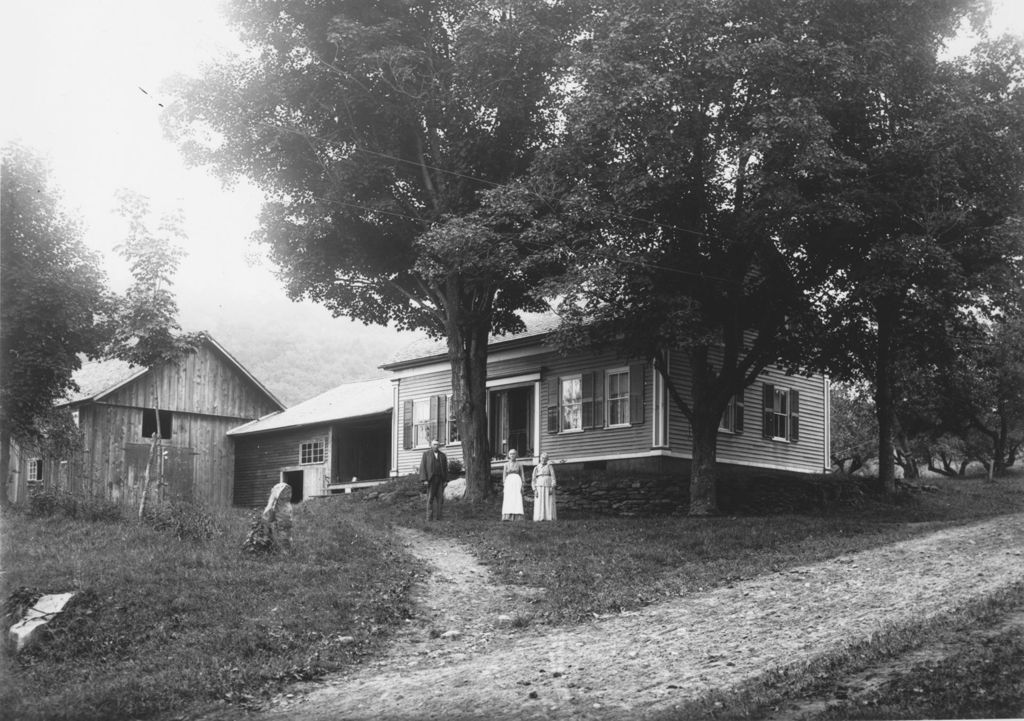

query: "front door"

left=489, top=386, right=533, bottom=459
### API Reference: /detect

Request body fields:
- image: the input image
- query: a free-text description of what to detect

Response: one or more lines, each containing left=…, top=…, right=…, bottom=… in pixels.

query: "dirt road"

left=237, top=515, right=1024, bottom=720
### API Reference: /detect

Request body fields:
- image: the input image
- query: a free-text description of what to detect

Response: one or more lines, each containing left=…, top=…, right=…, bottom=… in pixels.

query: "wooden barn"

left=6, top=334, right=284, bottom=508
left=229, top=378, right=393, bottom=507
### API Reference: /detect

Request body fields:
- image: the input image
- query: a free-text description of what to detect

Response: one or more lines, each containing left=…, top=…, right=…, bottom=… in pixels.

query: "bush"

left=241, top=510, right=277, bottom=554
left=26, top=489, right=123, bottom=523
left=142, top=501, right=224, bottom=542
left=447, top=458, right=465, bottom=477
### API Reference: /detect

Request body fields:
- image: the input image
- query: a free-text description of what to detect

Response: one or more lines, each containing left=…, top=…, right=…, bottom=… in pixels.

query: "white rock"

left=444, top=478, right=467, bottom=500
left=9, top=592, right=76, bottom=652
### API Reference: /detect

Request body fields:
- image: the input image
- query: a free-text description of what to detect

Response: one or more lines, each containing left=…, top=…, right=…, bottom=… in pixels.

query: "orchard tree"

left=164, top=0, right=578, bottom=500
left=794, top=16, right=1024, bottom=493
left=101, top=189, right=201, bottom=517
left=0, top=143, right=107, bottom=506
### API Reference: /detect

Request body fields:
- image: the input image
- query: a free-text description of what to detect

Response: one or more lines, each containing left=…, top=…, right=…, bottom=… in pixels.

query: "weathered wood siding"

left=102, top=343, right=278, bottom=419
left=233, top=425, right=332, bottom=507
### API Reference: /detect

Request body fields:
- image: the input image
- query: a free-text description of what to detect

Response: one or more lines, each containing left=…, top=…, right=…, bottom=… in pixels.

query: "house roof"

left=228, top=377, right=393, bottom=436
left=64, top=334, right=285, bottom=410
left=381, top=311, right=562, bottom=369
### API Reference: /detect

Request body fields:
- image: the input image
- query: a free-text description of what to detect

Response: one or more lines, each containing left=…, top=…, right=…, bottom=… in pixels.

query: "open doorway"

left=489, top=386, right=533, bottom=459
left=282, top=470, right=304, bottom=503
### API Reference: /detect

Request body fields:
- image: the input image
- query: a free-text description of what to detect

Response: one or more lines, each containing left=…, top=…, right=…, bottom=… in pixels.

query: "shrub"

left=241, top=510, right=277, bottom=554
left=447, top=458, right=465, bottom=477
left=142, top=501, right=224, bottom=542
left=26, top=489, right=123, bottom=523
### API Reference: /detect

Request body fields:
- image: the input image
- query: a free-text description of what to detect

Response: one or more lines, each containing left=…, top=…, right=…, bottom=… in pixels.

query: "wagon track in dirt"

left=230, top=514, right=1024, bottom=721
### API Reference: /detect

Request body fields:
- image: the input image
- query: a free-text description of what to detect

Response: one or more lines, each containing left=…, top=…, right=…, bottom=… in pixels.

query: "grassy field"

left=1, top=496, right=419, bottom=721
left=3, top=474, right=1024, bottom=720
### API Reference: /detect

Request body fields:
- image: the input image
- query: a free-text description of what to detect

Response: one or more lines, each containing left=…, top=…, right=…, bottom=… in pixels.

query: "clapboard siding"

left=391, top=340, right=828, bottom=477
left=233, top=425, right=332, bottom=507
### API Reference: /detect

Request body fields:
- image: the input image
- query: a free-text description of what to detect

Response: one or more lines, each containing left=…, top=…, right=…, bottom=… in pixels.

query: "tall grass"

left=1, top=498, right=419, bottom=721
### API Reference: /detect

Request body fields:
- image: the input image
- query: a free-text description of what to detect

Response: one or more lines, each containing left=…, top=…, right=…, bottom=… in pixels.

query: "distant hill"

left=179, top=291, right=419, bottom=407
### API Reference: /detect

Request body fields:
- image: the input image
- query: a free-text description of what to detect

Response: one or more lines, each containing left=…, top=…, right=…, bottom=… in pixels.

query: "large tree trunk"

left=0, top=426, right=12, bottom=509
left=689, top=414, right=720, bottom=516
left=875, top=304, right=898, bottom=495
left=448, top=322, right=493, bottom=502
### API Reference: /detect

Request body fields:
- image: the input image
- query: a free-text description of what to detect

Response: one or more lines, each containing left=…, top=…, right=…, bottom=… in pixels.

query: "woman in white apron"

left=501, top=449, right=525, bottom=521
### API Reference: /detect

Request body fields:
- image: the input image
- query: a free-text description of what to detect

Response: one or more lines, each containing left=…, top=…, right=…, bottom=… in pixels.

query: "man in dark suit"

left=419, top=439, right=448, bottom=521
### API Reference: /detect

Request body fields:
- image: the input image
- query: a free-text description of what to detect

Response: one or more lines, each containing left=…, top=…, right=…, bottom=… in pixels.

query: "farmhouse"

left=5, top=334, right=284, bottom=508
left=228, top=378, right=392, bottom=506
left=382, top=314, right=830, bottom=503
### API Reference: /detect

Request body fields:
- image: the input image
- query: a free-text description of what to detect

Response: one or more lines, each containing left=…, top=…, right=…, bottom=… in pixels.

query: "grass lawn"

left=1, top=498, right=419, bottom=721
left=361, top=473, right=1024, bottom=625
left=3, top=473, right=1024, bottom=720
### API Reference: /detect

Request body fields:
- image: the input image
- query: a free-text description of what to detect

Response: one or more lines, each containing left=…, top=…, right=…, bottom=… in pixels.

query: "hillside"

left=179, top=290, right=419, bottom=406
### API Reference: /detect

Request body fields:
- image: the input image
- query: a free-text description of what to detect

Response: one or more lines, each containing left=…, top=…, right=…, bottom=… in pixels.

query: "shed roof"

left=381, top=311, right=561, bottom=369
left=228, top=377, right=392, bottom=436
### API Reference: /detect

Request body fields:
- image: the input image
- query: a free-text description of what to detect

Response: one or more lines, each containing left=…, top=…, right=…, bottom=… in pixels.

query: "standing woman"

left=531, top=452, right=557, bottom=522
left=501, top=448, right=525, bottom=521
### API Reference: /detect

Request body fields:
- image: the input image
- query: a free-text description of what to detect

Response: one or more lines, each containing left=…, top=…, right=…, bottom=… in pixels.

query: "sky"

left=1, top=0, right=1023, bottom=381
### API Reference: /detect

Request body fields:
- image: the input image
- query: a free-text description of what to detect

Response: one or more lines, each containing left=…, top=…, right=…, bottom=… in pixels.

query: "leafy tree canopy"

left=1, top=142, right=108, bottom=443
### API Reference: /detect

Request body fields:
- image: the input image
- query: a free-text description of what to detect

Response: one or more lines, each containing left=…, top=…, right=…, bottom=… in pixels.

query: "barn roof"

left=228, top=377, right=392, bottom=436
left=64, top=334, right=285, bottom=410
left=380, top=311, right=562, bottom=369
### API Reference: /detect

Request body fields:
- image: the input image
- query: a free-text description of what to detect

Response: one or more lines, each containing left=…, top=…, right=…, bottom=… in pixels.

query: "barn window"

left=141, top=409, right=172, bottom=439
left=27, top=458, right=43, bottom=483
left=300, top=441, right=325, bottom=465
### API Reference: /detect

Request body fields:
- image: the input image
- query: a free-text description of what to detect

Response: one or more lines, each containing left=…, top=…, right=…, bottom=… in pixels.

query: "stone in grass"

left=444, top=478, right=467, bottom=500
left=9, top=592, right=76, bottom=652
left=440, top=629, right=462, bottom=640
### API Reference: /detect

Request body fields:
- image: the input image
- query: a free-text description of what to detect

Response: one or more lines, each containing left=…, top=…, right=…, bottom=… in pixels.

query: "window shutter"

left=593, top=370, right=605, bottom=428
left=629, top=363, right=645, bottom=425
left=581, top=372, right=595, bottom=429
left=546, top=377, right=560, bottom=433
left=435, top=395, right=448, bottom=444
left=762, top=384, right=774, bottom=439
left=429, top=395, right=443, bottom=443
left=735, top=394, right=744, bottom=434
left=790, top=389, right=800, bottom=442
left=403, top=400, right=414, bottom=450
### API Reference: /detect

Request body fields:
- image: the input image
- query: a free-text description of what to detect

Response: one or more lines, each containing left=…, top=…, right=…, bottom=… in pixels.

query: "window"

left=27, top=458, right=42, bottom=483
left=300, top=441, right=325, bottom=464
left=762, top=384, right=799, bottom=442
left=413, top=398, right=433, bottom=448
left=560, top=376, right=583, bottom=432
left=141, top=409, right=172, bottom=439
left=719, top=394, right=744, bottom=433
left=446, top=395, right=460, bottom=444
left=606, top=369, right=630, bottom=426
left=70, top=410, right=80, bottom=427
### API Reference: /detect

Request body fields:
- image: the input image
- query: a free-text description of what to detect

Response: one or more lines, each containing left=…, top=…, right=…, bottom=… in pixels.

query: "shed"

left=229, top=377, right=393, bottom=507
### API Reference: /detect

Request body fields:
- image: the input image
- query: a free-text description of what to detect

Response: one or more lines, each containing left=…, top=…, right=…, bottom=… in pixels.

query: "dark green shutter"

left=403, top=399, right=413, bottom=450
left=735, top=394, right=744, bottom=434
left=434, top=395, right=447, bottom=444
left=582, top=372, right=595, bottom=429
left=629, top=363, right=645, bottom=425
left=593, top=370, right=605, bottom=428
left=790, top=389, right=800, bottom=442
left=546, top=377, right=560, bottom=433
left=762, top=384, right=774, bottom=439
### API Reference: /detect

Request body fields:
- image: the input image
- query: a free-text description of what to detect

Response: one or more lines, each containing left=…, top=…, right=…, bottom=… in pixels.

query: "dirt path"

left=246, top=515, right=1024, bottom=721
